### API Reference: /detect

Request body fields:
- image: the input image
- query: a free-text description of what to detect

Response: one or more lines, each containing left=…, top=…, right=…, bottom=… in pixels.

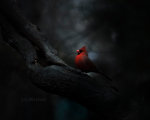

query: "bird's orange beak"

left=76, top=50, right=80, bottom=54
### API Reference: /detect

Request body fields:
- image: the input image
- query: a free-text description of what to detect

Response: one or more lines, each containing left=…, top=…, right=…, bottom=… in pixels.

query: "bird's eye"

left=79, top=50, right=82, bottom=53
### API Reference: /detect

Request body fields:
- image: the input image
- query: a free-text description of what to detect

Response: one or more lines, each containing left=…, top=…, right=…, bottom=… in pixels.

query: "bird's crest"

left=79, top=46, right=88, bottom=55
left=80, top=46, right=86, bottom=52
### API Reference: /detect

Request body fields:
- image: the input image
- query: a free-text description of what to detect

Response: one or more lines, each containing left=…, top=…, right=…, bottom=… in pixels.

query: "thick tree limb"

left=0, top=0, right=66, bottom=66
left=0, top=13, right=37, bottom=66
left=0, top=0, right=119, bottom=117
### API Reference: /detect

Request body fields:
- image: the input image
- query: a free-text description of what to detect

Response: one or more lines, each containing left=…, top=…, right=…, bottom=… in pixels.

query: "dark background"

left=0, top=0, right=150, bottom=120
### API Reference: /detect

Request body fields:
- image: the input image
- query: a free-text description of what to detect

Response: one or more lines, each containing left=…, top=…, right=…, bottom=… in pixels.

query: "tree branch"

left=0, top=0, right=66, bottom=66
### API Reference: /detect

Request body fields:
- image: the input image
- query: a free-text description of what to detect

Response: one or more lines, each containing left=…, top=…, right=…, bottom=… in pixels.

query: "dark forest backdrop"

left=0, top=0, right=150, bottom=120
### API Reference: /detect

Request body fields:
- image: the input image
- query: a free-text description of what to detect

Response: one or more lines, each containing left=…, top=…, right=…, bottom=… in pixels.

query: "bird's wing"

left=82, top=55, right=112, bottom=81
left=81, top=55, right=98, bottom=72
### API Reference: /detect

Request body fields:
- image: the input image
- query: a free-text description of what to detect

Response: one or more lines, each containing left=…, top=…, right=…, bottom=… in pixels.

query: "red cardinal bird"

left=75, top=46, right=112, bottom=81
